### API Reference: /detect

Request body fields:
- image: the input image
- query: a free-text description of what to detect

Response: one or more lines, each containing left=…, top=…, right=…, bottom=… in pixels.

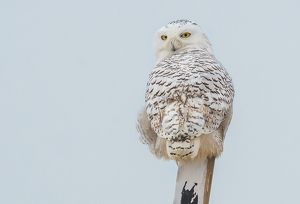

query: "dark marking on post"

left=181, top=181, right=198, bottom=204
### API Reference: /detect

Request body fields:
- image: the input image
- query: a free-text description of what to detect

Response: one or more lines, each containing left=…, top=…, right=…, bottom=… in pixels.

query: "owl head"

left=154, top=19, right=213, bottom=63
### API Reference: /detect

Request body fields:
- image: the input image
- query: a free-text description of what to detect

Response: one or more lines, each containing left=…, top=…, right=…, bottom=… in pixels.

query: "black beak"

left=172, top=43, right=176, bottom=52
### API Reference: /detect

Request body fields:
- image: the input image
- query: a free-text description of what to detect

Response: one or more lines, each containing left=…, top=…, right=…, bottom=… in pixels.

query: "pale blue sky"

left=0, top=1, right=299, bottom=203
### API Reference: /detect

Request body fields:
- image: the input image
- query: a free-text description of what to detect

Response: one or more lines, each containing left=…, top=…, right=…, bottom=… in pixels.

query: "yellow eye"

left=181, top=32, right=191, bottom=38
left=161, top=35, right=167, bottom=40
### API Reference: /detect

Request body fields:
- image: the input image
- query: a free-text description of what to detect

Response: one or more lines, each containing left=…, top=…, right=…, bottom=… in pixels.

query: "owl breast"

left=145, top=49, right=234, bottom=160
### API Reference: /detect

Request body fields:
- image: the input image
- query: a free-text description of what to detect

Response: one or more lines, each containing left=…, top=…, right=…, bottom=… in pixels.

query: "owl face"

left=154, top=20, right=212, bottom=63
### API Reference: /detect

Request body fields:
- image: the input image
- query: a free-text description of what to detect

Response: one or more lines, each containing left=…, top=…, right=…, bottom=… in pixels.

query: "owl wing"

left=136, top=106, right=169, bottom=159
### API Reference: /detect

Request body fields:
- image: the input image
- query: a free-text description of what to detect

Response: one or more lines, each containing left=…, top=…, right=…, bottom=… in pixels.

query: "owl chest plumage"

left=146, top=49, right=234, bottom=143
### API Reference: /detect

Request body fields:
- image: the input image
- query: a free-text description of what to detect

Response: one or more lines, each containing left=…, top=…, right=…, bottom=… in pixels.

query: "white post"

left=173, top=157, right=215, bottom=204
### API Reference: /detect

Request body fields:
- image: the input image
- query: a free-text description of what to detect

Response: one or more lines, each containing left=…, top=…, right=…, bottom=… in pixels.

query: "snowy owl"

left=137, top=19, right=234, bottom=161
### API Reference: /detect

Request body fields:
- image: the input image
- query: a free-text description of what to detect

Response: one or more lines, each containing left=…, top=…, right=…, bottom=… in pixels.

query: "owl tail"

left=173, top=157, right=215, bottom=204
